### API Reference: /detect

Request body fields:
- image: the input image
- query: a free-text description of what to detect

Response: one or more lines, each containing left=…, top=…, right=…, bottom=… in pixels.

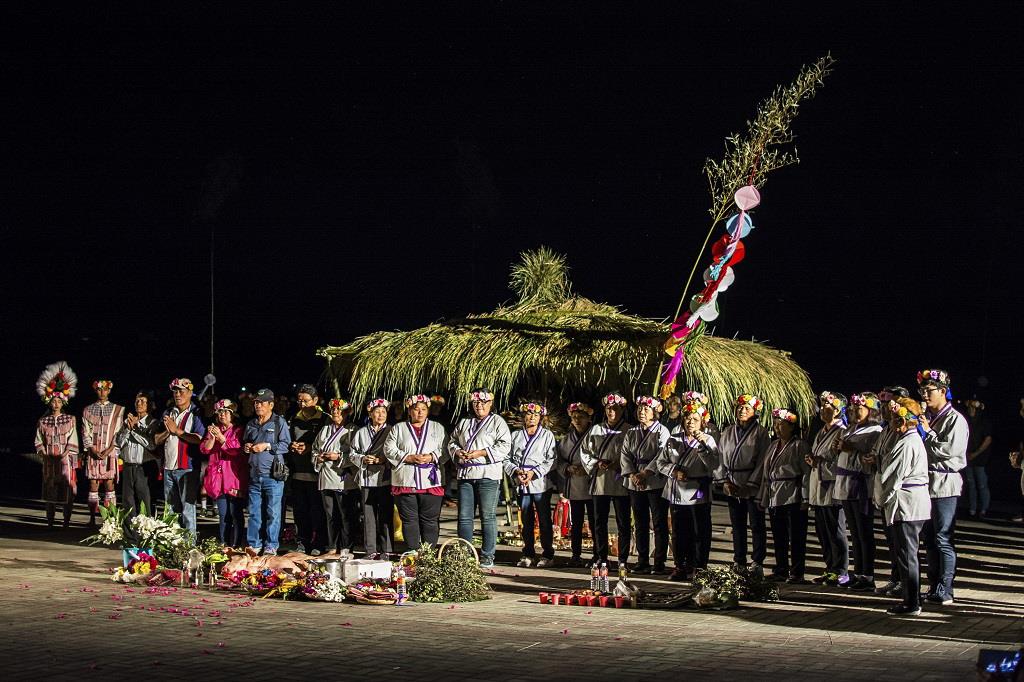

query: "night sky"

left=3, top=6, right=1023, bottom=483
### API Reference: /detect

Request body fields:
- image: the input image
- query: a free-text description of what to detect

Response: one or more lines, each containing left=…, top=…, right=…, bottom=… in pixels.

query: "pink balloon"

left=734, top=185, right=760, bottom=211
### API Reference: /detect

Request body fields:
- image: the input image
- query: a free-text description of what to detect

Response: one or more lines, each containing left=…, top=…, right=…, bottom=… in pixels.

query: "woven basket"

left=438, top=537, right=480, bottom=565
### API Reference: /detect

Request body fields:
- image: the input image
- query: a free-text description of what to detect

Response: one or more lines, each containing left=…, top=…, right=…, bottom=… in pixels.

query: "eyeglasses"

left=917, top=387, right=940, bottom=397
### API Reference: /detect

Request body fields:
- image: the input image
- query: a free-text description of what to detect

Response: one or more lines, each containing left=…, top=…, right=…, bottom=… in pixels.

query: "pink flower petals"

left=340, top=622, right=353, bottom=627
left=561, top=629, right=569, bottom=635
left=55, top=613, right=67, bottom=620
left=216, top=642, right=225, bottom=648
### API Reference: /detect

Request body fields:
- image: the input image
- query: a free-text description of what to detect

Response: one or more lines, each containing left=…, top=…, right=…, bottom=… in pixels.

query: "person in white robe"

left=620, top=395, right=671, bottom=574
left=760, top=408, right=811, bottom=583
left=555, top=402, right=598, bottom=567
left=580, top=393, right=632, bottom=567
left=506, top=401, right=557, bottom=567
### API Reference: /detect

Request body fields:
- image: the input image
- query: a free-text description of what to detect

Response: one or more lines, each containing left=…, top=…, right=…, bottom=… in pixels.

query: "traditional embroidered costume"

left=620, top=396, right=671, bottom=572
left=349, top=398, right=394, bottom=557
left=580, top=393, right=632, bottom=566
left=34, top=361, right=80, bottom=527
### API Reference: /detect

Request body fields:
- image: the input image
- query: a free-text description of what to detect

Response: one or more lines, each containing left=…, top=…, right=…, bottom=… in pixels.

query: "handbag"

left=268, top=415, right=289, bottom=481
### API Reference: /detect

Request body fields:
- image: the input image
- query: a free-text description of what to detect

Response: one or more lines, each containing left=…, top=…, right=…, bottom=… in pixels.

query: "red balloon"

left=711, top=235, right=745, bottom=267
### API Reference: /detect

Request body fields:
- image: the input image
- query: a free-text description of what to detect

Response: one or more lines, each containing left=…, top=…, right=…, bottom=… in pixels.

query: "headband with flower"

left=328, top=398, right=351, bottom=412
left=36, top=361, right=78, bottom=404
left=405, top=393, right=431, bottom=408
left=818, top=391, right=846, bottom=411
left=568, top=402, right=594, bottom=416
left=430, top=394, right=445, bottom=405
left=772, top=407, right=798, bottom=423
left=366, top=398, right=391, bottom=411
left=849, top=393, right=881, bottom=410
left=92, top=379, right=113, bottom=391
left=736, top=394, right=763, bottom=411
left=682, top=402, right=710, bottom=418
left=169, top=377, right=194, bottom=392
left=469, top=390, right=493, bottom=403
left=214, top=398, right=236, bottom=413
left=519, top=402, right=547, bottom=416
left=916, top=369, right=950, bottom=387
left=889, top=401, right=920, bottom=423
left=635, top=395, right=662, bottom=411
left=602, top=393, right=628, bottom=407
left=681, top=391, right=709, bottom=406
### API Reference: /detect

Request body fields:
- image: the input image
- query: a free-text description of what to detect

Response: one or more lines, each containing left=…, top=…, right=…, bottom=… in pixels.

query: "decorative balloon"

left=661, top=185, right=761, bottom=398
left=198, top=373, right=217, bottom=400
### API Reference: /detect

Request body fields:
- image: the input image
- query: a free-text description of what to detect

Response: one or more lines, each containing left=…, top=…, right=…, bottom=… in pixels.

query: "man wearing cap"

left=916, top=369, right=969, bottom=606
left=81, top=379, right=126, bottom=526
left=288, top=384, right=330, bottom=554
left=243, top=388, right=293, bottom=555
left=155, top=378, right=206, bottom=536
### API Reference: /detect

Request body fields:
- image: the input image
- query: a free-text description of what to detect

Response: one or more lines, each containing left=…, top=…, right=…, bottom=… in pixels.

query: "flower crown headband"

left=683, top=403, right=710, bottom=418
left=405, top=393, right=431, bottom=407
left=772, top=408, right=798, bottom=423
left=328, top=398, right=351, bottom=412
left=169, top=378, right=193, bottom=391
left=635, top=395, right=662, bottom=410
left=430, top=394, right=445, bottom=405
left=736, top=394, right=763, bottom=411
left=602, top=393, right=628, bottom=407
left=849, top=393, right=880, bottom=410
left=469, top=390, right=493, bottom=403
left=568, top=402, right=594, bottom=415
left=36, top=361, right=78, bottom=404
left=818, top=391, right=846, bottom=411
left=889, top=401, right=920, bottom=423
left=366, top=398, right=390, bottom=411
left=916, top=369, right=950, bottom=386
left=214, top=399, right=236, bottom=413
left=519, top=402, right=547, bottom=416
left=92, top=379, right=113, bottom=391
left=681, top=391, right=708, bottom=406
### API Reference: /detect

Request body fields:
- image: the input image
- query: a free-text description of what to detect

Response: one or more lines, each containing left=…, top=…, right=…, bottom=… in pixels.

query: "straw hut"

left=317, top=248, right=815, bottom=427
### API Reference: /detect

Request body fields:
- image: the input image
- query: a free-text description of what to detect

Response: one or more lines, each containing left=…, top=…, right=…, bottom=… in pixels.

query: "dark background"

left=2, top=6, right=1022, bottom=498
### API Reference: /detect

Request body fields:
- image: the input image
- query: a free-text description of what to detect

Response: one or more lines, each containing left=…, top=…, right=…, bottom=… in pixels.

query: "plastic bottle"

left=599, top=562, right=609, bottom=593
left=395, top=565, right=407, bottom=605
left=590, top=562, right=600, bottom=591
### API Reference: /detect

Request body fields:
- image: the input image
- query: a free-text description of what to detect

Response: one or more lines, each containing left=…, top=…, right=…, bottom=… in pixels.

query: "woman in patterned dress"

left=33, top=362, right=80, bottom=528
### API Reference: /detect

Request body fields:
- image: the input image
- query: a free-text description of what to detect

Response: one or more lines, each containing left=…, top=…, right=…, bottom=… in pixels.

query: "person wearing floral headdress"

left=289, top=384, right=331, bottom=554
left=832, top=392, right=883, bottom=592
left=506, top=401, right=557, bottom=567
left=556, top=401, right=599, bottom=567
left=649, top=401, right=719, bottom=581
left=916, top=369, right=968, bottom=606
left=34, top=362, right=80, bottom=528
left=312, top=398, right=359, bottom=555
left=879, top=398, right=932, bottom=616
left=761, top=408, right=811, bottom=583
left=448, top=388, right=511, bottom=569
left=155, top=377, right=206, bottom=536
left=715, top=393, right=771, bottom=573
left=806, top=391, right=849, bottom=585
left=81, top=378, right=125, bottom=526
left=383, top=393, right=449, bottom=549
left=200, top=399, right=248, bottom=546
left=620, top=395, right=671, bottom=574
left=866, top=386, right=910, bottom=597
left=676, top=391, right=721, bottom=441
left=349, top=398, right=394, bottom=559
left=580, top=392, right=633, bottom=568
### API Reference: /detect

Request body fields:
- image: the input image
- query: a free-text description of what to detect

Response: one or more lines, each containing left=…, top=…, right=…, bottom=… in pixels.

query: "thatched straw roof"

left=317, top=248, right=815, bottom=425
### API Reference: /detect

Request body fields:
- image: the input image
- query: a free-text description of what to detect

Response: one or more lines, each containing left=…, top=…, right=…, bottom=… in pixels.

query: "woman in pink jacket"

left=201, top=399, right=248, bottom=546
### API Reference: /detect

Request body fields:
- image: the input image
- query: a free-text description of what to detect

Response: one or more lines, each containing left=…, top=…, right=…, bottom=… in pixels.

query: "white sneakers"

left=536, top=557, right=555, bottom=568
left=516, top=556, right=534, bottom=568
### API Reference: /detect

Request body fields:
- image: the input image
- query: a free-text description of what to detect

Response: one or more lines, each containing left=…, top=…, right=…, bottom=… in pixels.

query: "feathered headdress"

left=36, top=361, right=78, bottom=404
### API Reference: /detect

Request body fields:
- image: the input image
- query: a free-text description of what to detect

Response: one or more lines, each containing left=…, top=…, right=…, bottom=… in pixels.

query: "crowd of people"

left=32, top=359, right=1022, bottom=616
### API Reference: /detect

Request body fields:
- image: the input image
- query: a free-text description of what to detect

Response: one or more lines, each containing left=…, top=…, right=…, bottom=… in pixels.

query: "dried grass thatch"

left=318, top=248, right=815, bottom=426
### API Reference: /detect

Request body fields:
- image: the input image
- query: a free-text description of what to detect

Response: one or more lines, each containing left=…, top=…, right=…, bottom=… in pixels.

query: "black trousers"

left=881, top=516, right=900, bottom=582
left=813, top=504, right=849, bottom=576
left=768, top=503, right=808, bottom=578
left=361, top=486, right=394, bottom=555
left=842, top=499, right=876, bottom=578
left=670, top=503, right=712, bottom=570
left=727, top=496, right=767, bottom=565
left=121, top=463, right=151, bottom=517
left=394, top=493, right=443, bottom=550
left=895, top=520, right=925, bottom=608
left=321, top=489, right=360, bottom=553
left=629, top=489, right=669, bottom=567
left=568, top=499, right=598, bottom=561
left=593, top=495, right=631, bottom=564
left=292, top=479, right=327, bottom=551
left=520, top=491, right=554, bottom=559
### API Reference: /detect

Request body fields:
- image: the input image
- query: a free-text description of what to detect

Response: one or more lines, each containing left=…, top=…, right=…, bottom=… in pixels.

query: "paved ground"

left=1, top=497, right=1021, bottom=681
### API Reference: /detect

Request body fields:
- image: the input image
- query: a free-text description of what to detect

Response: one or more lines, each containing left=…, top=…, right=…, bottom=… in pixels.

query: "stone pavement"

left=0, top=497, right=1020, bottom=681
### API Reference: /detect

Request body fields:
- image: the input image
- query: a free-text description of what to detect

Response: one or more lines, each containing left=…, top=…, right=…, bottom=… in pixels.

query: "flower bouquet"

left=230, top=569, right=300, bottom=599
left=347, top=578, right=398, bottom=605
left=302, top=571, right=347, bottom=602
left=110, top=550, right=159, bottom=583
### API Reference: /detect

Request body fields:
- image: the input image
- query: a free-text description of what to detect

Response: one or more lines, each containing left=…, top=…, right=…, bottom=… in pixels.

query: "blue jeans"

left=163, top=468, right=199, bottom=536
left=216, top=495, right=246, bottom=547
left=963, top=466, right=990, bottom=514
left=247, top=475, right=285, bottom=552
left=457, top=478, right=500, bottom=562
left=923, top=496, right=957, bottom=598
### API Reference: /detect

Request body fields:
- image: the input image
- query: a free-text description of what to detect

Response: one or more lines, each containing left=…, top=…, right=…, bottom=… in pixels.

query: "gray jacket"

left=619, top=422, right=670, bottom=492
left=348, top=424, right=392, bottom=487
left=555, top=427, right=592, bottom=501
left=580, top=420, right=631, bottom=496
left=648, top=434, right=720, bottom=506
left=311, top=423, right=358, bottom=491
left=383, top=420, right=449, bottom=489
left=808, top=421, right=842, bottom=506
left=922, top=404, right=969, bottom=499
left=759, top=438, right=811, bottom=508
left=505, top=427, right=556, bottom=494
left=881, top=429, right=931, bottom=523
left=114, top=415, right=157, bottom=465
left=832, top=423, right=882, bottom=502
left=447, top=414, right=511, bottom=481
left=715, top=421, right=771, bottom=498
